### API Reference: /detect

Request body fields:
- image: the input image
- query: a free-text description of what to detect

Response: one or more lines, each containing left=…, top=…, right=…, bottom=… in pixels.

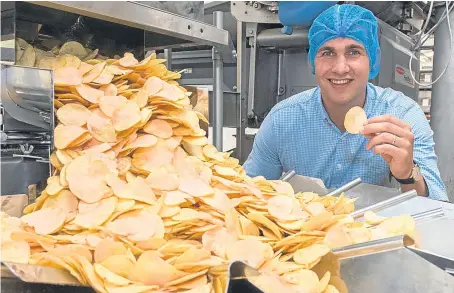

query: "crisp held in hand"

left=344, top=106, right=367, bottom=134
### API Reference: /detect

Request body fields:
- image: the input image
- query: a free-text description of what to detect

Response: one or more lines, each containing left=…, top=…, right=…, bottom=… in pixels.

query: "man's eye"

left=348, top=50, right=360, bottom=55
left=322, top=51, right=334, bottom=57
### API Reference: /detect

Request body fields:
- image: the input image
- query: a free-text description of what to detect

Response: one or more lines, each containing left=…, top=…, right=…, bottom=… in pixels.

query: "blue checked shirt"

left=244, top=83, right=448, bottom=201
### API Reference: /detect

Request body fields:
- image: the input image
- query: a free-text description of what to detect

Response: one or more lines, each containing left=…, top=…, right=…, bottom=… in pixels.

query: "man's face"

left=314, top=38, right=370, bottom=105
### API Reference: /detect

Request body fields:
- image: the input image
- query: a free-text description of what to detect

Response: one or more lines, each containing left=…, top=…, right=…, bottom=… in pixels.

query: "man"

left=243, top=4, right=448, bottom=201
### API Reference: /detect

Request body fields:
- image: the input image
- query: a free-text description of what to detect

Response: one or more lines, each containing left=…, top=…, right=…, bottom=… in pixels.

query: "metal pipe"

left=256, top=28, right=309, bottom=49
left=431, top=6, right=454, bottom=202
left=413, top=207, right=445, bottom=224
left=349, top=189, right=418, bottom=219
left=332, top=235, right=414, bottom=260
left=280, top=170, right=296, bottom=182
left=325, top=178, right=362, bottom=197
left=212, top=11, right=224, bottom=150
left=164, top=49, right=172, bottom=71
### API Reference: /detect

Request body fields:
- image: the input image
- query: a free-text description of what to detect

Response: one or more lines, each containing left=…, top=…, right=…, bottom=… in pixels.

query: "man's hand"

left=359, top=115, right=414, bottom=179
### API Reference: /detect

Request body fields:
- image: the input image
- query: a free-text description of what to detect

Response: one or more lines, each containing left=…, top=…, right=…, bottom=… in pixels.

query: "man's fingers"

left=373, top=144, right=405, bottom=159
left=366, top=132, right=411, bottom=150
left=366, top=114, right=411, bottom=131
left=360, top=121, right=409, bottom=138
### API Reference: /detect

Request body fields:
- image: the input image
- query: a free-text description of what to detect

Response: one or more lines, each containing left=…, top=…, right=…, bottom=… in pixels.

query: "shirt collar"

left=314, top=83, right=377, bottom=121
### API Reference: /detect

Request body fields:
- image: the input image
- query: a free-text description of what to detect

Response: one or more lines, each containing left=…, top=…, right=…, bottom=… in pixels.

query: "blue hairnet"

left=308, top=4, right=381, bottom=80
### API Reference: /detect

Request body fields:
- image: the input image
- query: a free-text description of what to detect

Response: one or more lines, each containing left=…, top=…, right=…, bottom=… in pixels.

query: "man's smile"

left=328, top=78, right=353, bottom=86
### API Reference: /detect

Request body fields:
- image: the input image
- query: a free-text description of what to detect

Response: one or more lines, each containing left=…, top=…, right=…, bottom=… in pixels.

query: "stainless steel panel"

left=377, top=196, right=454, bottom=261
left=344, top=183, right=401, bottom=209
left=377, top=20, right=420, bottom=100
left=208, top=91, right=239, bottom=128
left=226, top=236, right=454, bottom=293
left=408, top=247, right=454, bottom=274
left=159, top=49, right=237, bottom=91
left=28, top=1, right=230, bottom=48
left=251, top=49, right=278, bottom=122
left=1, top=156, right=49, bottom=196
left=0, top=279, right=95, bottom=293
left=288, top=174, right=328, bottom=195
left=2, top=262, right=85, bottom=287
left=1, top=65, right=53, bottom=194
left=336, top=246, right=454, bottom=292
left=342, top=184, right=454, bottom=261
left=1, top=65, right=53, bottom=132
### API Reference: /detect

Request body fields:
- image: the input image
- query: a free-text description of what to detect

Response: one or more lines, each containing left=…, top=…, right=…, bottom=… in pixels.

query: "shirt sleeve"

left=243, top=112, right=283, bottom=180
left=402, top=105, right=448, bottom=201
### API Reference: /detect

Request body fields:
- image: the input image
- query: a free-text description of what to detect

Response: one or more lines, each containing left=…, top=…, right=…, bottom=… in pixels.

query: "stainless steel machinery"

left=1, top=65, right=54, bottom=196
left=0, top=1, right=235, bottom=196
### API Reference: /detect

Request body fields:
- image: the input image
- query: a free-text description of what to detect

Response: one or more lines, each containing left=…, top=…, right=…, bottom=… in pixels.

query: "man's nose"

left=332, top=56, right=350, bottom=74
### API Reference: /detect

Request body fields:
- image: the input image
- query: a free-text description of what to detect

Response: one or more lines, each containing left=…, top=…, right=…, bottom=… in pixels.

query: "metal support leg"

left=431, top=6, right=454, bottom=202
left=212, top=11, right=224, bottom=151
left=246, top=23, right=258, bottom=119
left=236, top=21, right=248, bottom=163
left=164, top=49, right=172, bottom=71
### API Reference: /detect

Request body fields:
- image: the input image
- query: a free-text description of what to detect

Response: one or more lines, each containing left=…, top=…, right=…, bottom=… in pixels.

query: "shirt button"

left=337, top=164, right=342, bottom=169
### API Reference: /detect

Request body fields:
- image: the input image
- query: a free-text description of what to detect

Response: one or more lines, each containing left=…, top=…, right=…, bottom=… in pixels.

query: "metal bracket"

left=19, top=143, right=34, bottom=155
left=215, top=41, right=237, bottom=64
left=231, top=1, right=279, bottom=23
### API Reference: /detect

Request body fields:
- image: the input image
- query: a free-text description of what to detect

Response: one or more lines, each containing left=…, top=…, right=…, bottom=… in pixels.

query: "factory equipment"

left=1, top=65, right=53, bottom=196
left=1, top=1, right=454, bottom=293
left=0, top=1, right=234, bottom=196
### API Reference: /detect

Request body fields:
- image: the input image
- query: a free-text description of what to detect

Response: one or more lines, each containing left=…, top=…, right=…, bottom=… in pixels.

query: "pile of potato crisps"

left=1, top=49, right=417, bottom=293
left=15, top=38, right=111, bottom=68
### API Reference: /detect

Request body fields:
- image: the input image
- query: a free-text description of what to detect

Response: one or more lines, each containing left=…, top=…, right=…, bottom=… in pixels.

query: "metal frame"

left=27, top=1, right=231, bottom=49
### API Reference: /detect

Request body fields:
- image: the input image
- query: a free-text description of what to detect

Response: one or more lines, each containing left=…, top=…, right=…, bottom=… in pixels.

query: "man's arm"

left=402, top=107, right=448, bottom=201
left=243, top=114, right=283, bottom=180
left=361, top=107, right=448, bottom=201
